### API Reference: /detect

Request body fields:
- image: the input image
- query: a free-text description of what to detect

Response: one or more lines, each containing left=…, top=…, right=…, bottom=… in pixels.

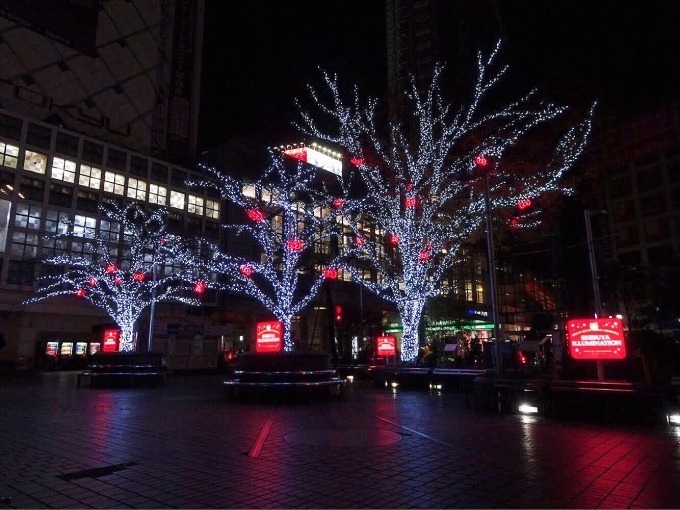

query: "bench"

left=77, top=352, right=168, bottom=388
left=543, top=379, right=667, bottom=425
left=223, top=352, right=345, bottom=398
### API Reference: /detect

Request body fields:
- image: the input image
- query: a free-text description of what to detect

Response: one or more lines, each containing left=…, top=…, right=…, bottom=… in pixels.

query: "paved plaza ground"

left=1, top=371, right=679, bottom=509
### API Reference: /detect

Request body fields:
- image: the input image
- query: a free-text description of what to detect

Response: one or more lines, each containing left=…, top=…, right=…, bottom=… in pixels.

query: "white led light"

left=668, top=414, right=680, bottom=425
left=518, top=404, right=539, bottom=414
left=190, top=155, right=341, bottom=352
left=24, top=204, right=203, bottom=352
left=295, top=40, right=593, bottom=363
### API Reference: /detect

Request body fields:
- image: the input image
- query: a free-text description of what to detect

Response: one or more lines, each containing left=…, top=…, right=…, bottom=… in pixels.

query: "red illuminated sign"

left=102, top=329, right=120, bottom=353
left=256, top=321, right=283, bottom=353
left=566, top=318, right=626, bottom=360
left=376, top=335, right=397, bottom=357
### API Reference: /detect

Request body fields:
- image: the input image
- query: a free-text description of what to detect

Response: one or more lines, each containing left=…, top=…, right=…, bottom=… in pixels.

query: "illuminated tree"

left=296, top=41, right=594, bottom=363
left=193, top=152, right=341, bottom=352
left=24, top=203, right=203, bottom=352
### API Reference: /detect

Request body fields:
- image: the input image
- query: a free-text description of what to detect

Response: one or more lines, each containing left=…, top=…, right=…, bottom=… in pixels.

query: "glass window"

left=14, top=203, right=41, bottom=230
left=51, top=157, right=77, bottom=183
left=188, top=194, right=204, bottom=215
left=0, top=141, right=19, bottom=169
left=11, top=231, right=39, bottom=258
left=205, top=199, right=219, bottom=219
left=42, top=237, right=68, bottom=258
left=82, top=140, right=103, bottom=165
left=26, top=123, right=51, bottom=149
left=45, top=209, right=70, bottom=234
left=70, top=238, right=95, bottom=258
left=170, top=190, right=185, bottom=210
left=55, top=132, right=78, bottom=157
left=476, top=282, right=485, bottom=303
left=7, top=260, right=35, bottom=284
left=148, top=183, right=167, bottom=205
left=78, top=164, right=102, bottom=190
left=127, top=178, right=147, bottom=201
left=242, top=183, right=256, bottom=198
left=76, top=189, right=98, bottom=214
left=24, top=150, right=48, bottom=174
left=73, top=215, right=97, bottom=238
left=99, top=219, right=120, bottom=242
left=48, top=183, right=73, bottom=207
left=103, top=171, right=125, bottom=195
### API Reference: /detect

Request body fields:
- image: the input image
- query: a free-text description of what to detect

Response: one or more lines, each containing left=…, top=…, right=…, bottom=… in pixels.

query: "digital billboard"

left=282, top=146, right=342, bottom=176
left=102, top=329, right=120, bottom=353
left=255, top=321, right=283, bottom=353
left=566, top=318, right=626, bottom=360
left=45, top=341, right=59, bottom=357
left=376, top=335, right=397, bottom=357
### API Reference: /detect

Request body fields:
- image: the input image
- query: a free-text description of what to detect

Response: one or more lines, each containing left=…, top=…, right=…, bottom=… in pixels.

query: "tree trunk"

left=282, top=316, right=294, bottom=352
left=119, top=324, right=136, bottom=352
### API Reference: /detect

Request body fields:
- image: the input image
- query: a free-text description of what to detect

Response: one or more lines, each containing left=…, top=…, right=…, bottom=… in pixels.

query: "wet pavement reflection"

left=1, top=371, right=679, bottom=508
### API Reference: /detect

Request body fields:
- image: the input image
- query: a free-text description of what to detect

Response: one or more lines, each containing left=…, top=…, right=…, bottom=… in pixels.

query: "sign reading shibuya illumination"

left=282, top=146, right=342, bottom=176
left=255, top=321, right=283, bottom=353
left=566, top=318, right=626, bottom=360
left=376, top=335, right=397, bottom=357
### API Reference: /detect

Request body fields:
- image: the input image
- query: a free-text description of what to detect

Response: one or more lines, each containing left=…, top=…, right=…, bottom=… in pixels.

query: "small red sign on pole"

left=255, top=321, right=283, bottom=353
left=102, top=329, right=120, bottom=353
left=566, top=318, right=626, bottom=360
left=376, top=335, right=397, bottom=357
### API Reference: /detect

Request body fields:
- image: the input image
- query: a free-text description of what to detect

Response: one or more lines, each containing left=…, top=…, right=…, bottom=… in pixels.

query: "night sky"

left=197, top=1, right=680, bottom=153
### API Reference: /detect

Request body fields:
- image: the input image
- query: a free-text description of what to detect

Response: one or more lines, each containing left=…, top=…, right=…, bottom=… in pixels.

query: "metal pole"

left=147, top=261, right=158, bottom=352
left=584, top=209, right=605, bottom=381
left=483, top=174, right=503, bottom=375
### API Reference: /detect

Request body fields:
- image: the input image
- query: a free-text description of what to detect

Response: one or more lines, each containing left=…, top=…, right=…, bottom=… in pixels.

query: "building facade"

left=0, top=108, right=224, bottom=369
left=0, top=0, right=228, bottom=370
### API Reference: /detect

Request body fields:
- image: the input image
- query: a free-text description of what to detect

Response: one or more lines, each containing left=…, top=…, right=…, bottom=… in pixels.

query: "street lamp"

left=476, top=155, right=503, bottom=375
left=584, top=208, right=606, bottom=381
left=147, top=260, right=158, bottom=352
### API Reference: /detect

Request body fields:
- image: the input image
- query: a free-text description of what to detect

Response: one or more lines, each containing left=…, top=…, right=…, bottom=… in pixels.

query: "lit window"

left=79, top=164, right=102, bottom=190
left=73, top=215, right=97, bottom=237
left=476, top=282, right=485, bottom=303
left=149, top=183, right=167, bottom=205
left=14, top=203, right=41, bottom=230
left=170, top=190, right=185, bottom=210
left=51, top=157, right=77, bottom=183
left=242, top=183, right=256, bottom=198
left=24, top=151, right=48, bottom=175
left=205, top=199, right=219, bottom=219
left=127, top=178, right=147, bottom=201
left=188, top=194, right=204, bottom=215
left=0, top=141, right=19, bottom=169
left=103, top=171, right=125, bottom=195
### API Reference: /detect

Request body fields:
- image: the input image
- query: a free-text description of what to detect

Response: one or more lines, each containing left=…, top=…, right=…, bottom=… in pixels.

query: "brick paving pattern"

left=1, top=371, right=679, bottom=509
